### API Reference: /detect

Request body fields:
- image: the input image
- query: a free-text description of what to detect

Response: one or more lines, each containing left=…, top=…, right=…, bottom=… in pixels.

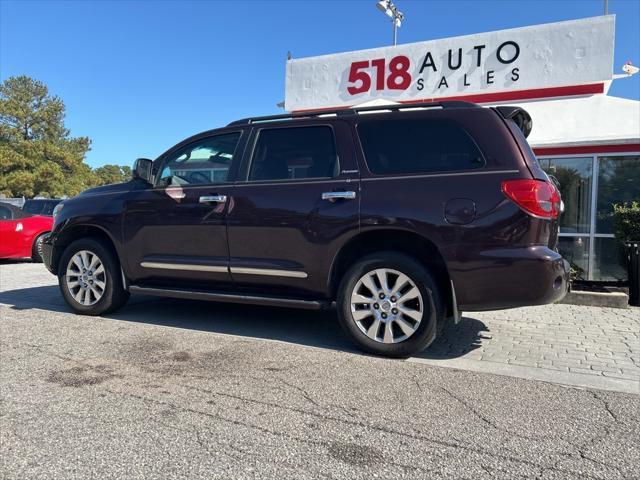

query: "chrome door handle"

left=321, top=191, right=356, bottom=201
left=199, top=195, right=227, bottom=203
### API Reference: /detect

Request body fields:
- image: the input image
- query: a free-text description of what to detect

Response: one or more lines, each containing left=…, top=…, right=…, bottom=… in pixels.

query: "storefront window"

left=596, top=155, right=640, bottom=234
left=539, top=157, right=592, bottom=233
left=538, top=154, right=639, bottom=282
left=558, top=237, right=589, bottom=280
left=593, top=237, right=626, bottom=281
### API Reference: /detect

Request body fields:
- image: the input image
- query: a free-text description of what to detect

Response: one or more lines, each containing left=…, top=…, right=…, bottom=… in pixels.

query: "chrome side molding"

left=140, top=261, right=307, bottom=278
left=230, top=267, right=308, bottom=279
left=140, top=262, right=228, bottom=273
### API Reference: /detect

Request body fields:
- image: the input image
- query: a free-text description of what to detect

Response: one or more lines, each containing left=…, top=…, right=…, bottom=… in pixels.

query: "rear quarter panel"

left=353, top=107, right=558, bottom=310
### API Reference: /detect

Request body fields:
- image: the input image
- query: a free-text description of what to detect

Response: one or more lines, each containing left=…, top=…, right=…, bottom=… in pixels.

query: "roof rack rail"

left=226, top=100, right=479, bottom=126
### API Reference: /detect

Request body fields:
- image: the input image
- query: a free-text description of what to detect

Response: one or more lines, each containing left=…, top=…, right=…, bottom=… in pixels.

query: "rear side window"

left=504, top=118, right=549, bottom=180
left=248, top=126, right=338, bottom=181
left=0, top=205, right=12, bottom=220
left=358, top=119, right=485, bottom=175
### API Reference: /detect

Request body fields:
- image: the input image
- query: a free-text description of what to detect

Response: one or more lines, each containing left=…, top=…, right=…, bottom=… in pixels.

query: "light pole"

left=376, top=0, right=404, bottom=46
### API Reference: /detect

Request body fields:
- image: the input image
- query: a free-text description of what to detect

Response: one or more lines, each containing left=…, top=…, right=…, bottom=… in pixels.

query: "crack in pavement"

left=540, top=390, right=627, bottom=480
left=101, top=385, right=617, bottom=479
left=437, top=385, right=551, bottom=443
left=104, top=388, right=432, bottom=475
left=275, top=377, right=320, bottom=407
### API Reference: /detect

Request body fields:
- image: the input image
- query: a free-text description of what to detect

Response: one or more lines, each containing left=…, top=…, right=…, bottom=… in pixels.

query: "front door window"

left=157, top=132, right=241, bottom=187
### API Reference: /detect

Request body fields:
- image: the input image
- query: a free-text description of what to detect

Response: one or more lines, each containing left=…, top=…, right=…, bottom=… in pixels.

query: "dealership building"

left=285, top=15, right=640, bottom=281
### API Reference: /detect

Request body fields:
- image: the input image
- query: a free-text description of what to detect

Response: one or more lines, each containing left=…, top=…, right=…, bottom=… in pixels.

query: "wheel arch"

left=50, top=224, right=121, bottom=276
left=30, top=229, right=52, bottom=258
left=328, top=229, right=455, bottom=318
left=31, top=228, right=52, bottom=247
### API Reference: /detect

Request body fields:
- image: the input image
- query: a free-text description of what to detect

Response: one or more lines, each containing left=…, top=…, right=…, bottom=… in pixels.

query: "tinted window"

left=0, top=205, right=12, bottom=220
left=22, top=201, right=43, bottom=215
left=596, top=155, right=640, bottom=234
left=358, top=119, right=484, bottom=175
left=41, top=201, right=60, bottom=216
left=158, top=132, right=241, bottom=186
left=249, top=126, right=338, bottom=181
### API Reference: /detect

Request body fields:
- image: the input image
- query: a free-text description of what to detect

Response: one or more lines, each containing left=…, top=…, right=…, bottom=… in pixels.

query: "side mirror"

left=132, top=158, right=153, bottom=184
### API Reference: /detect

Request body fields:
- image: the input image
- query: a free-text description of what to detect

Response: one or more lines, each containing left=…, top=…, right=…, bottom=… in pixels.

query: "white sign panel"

left=285, top=16, right=614, bottom=111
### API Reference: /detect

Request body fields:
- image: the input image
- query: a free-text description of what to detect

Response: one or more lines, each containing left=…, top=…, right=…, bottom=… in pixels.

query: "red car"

left=0, top=202, right=53, bottom=262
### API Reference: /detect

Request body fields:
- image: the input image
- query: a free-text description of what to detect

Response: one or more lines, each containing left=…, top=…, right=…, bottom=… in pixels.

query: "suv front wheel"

left=58, top=238, right=130, bottom=315
left=337, top=252, right=443, bottom=358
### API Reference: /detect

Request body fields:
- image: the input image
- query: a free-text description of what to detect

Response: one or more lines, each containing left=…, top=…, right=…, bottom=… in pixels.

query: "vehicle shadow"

left=414, top=317, right=488, bottom=360
left=0, top=285, right=356, bottom=352
left=0, top=285, right=487, bottom=358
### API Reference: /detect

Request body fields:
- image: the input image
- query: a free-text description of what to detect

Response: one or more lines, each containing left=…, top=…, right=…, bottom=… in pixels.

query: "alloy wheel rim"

left=65, top=250, right=106, bottom=306
left=350, top=268, right=424, bottom=344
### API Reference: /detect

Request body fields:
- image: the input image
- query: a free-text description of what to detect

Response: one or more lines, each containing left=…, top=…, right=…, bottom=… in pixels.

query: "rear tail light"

left=501, top=179, right=561, bottom=219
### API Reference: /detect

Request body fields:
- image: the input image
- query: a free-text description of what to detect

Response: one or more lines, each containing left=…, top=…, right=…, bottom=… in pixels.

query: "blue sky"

left=1, top=0, right=639, bottom=168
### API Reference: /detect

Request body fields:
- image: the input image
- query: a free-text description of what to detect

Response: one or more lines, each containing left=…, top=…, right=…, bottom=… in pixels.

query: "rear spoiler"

left=495, top=106, right=532, bottom=138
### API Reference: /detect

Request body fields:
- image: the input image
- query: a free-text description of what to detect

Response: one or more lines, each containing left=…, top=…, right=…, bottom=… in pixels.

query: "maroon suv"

left=42, top=101, right=569, bottom=357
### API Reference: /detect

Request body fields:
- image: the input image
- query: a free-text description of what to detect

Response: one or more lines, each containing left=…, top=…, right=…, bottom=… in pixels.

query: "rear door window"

left=248, top=126, right=338, bottom=181
left=358, top=119, right=485, bottom=175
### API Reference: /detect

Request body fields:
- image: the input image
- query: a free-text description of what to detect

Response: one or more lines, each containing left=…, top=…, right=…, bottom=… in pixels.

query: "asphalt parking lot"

left=1, top=262, right=639, bottom=479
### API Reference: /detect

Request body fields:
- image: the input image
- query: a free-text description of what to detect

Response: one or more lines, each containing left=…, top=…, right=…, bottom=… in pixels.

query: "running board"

left=128, top=285, right=330, bottom=310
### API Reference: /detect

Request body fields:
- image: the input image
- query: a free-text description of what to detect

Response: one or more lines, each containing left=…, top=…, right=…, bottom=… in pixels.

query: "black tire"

left=336, top=252, right=444, bottom=358
left=31, top=233, right=48, bottom=263
left=58, top=237, right=130, bottom=315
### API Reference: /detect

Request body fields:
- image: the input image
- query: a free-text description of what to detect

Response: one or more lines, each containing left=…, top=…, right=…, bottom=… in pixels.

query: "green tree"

left=94, top=164, right=132, bottom=185
left=0, top=75, right=98, bottom=197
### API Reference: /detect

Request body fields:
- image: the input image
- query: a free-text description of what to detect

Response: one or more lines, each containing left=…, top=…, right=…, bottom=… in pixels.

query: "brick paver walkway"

left=412, top=304, right=640, bottom=392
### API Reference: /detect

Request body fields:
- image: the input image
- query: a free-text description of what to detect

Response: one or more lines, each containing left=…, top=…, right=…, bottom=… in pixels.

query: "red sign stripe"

left=291, top=83, right=606, bottom=114
left=533, top=144, right=640, bottom=156
left=399, top=83, right=605, bottom=105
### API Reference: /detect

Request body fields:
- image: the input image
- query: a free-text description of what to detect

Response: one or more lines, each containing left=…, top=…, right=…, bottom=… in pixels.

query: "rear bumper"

left=450, top=245, right=570, bottom=311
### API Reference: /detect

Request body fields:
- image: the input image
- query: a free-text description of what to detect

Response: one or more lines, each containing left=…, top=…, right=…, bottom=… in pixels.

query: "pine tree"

left=0, top=75, right=97, bottom=197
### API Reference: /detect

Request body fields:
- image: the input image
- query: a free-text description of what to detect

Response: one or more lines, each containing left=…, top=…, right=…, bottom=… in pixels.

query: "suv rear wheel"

left=58, top=238, right=129, bottom=315
left=337, top=252, right=443, bottom=358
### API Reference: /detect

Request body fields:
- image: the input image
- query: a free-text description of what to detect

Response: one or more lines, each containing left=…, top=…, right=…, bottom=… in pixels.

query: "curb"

left=407, top=356, right=640, bottom=395
left=558, top=290, right=629, bottom=308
